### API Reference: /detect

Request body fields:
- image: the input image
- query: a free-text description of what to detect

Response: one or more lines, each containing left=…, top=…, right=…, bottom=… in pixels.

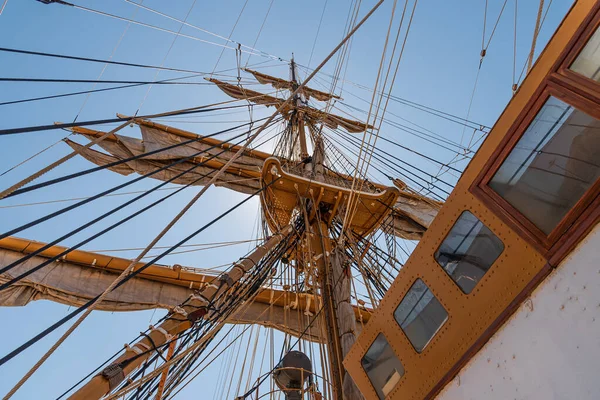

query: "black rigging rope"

left=0, top=178, right=282, bottom=367
left=0, top=47, right=205, bottom=74
left=0, top=77, right=254, bottom=108
left=333, top=128, right=455, bottom=190
left=0, top=119, right=276, bottom=244
left=238, top=234, right=350, bottom=399
left=4, top=115, right=271, bottom=199
left=0, top=77, right=217, bottom=84
left=0, top=103, right=260, bottom=136
left=323, top=129, right=450, bottom=199
left=59, top=220, right=301, bottom=399
left=0, top=128, right=262, bottom=287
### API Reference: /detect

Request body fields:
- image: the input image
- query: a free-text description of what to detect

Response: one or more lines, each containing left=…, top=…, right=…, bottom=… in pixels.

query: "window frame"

left=393, top=278, right=448, bottom=353
left=553, top=8, right=600, bottom=105
left=434, top=210, right=505, bottom=294
left=361, top=332, right=405, bottom=400
left=471, top=5, right=600, bottom=260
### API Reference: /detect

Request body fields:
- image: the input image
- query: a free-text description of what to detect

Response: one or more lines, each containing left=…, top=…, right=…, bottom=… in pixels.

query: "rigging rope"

left=0, top=178, right=283, bottom=369
left=0, top=119, right=131, bottom=201
left=2, top=124, right=273, bottom=397
left=516, top=0, right=553, bottom=85
left=298, top=64, right=492, bottom=131
left=513, top=0, right=518, bottom=93
left=0, top=47, right=204, bottom=74
left=56, top=2, right=273, bottom=60
left=323, top=130, right=447, bottom=201
left=528, top=0, right=545, bottom=72
left=0, top=75, right=204, bottom=107
left=89, top=238, right=263, bottom=254
left=0, top=99, right=261, bottom=136
left=0, top=77, right=216, bottom=84
left=0, top=187, right=175, bottom=209
left=0, top=135, right=68, bottom=177
left=0, top=130, right=257, bottom=287
left=334, top=98, right=477, bottom=152
left=346, top=0, right=421, bottom=232
left=340, top=0, right=400, bottom=238
left=120, top=0, right=283, bottom=63
left=244, top=0, right=275, bottom=68
left=72, top=2, right=137, bottom=124
left=134, top=0, right=199, bottom=116
left=210, top=0, right=250, bottom=77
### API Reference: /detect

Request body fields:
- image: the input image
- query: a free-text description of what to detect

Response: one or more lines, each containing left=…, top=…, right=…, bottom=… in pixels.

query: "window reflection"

left=435, top=211, right=504, bottom=294
left=570, top=25, right=600, bottom=81
left=489, top=96, right=600, bottom=234
left=361, top=334, right=404, bottom=399
left=394, top=279, right=448, bottom=353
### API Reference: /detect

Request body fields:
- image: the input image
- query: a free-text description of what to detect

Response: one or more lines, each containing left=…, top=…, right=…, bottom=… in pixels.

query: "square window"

left=361, top=333, right=404, bottom=399
left=570, top=25, right=600, bottom=81
left=435, top=211, right=504, bottom=294
left=489, top=97, right=600, bottom=234
left=394, top=279, right=448, bottom=352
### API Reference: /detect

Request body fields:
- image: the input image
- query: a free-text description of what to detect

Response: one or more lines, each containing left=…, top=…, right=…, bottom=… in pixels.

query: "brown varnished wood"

left=555, top=2, right=600, bottom=101
left=474, top=84, right=600, bottom=256
left=471, top=4, right=600, bottom=260
left=548, top=192, right=600, bottom=266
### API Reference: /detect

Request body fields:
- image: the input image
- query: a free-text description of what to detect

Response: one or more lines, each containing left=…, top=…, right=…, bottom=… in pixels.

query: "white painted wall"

left=436, top=223, right=600, bottom=400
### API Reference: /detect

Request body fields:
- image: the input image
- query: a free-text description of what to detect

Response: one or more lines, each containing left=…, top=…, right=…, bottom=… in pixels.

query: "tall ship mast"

left=1, top=1, right=600, bottom=399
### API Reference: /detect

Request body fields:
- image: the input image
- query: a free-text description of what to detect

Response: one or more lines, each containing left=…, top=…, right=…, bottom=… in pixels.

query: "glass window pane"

left=394, top=279, right=448, bottom=353
left=361, top=334, right=404, bottom=400
left=489, top=97, right=600, bottom=234
left=435, top=211, right=504, bottom=294
left=570, top=25, right=600, bottom=81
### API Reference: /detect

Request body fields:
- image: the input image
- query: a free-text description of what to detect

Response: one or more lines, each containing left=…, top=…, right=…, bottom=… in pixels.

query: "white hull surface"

left=437, top=224, right=600, bottom=400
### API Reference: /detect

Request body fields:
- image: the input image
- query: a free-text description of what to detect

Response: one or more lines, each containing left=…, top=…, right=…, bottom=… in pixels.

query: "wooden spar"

left=116, top=117, right=273, bottom=161
left=243, top=68, right=342, bottom=102
left=0, top=235, right=372, bottom=326
left=69, top=125, right=264, bottom=179
left=68, top=225, right=294, bottom=400
left=154, top=335, right=177, bottom=400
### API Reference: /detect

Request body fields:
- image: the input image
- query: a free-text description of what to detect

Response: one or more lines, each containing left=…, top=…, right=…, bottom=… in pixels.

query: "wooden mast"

left=310, top=219, right=345, bottom=398
left=304, top=123, right=363, bottom=399
left=290, top=57, right=309, bottom=160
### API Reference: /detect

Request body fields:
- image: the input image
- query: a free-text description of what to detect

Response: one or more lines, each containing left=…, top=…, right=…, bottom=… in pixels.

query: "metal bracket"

left=218, top=273, right=234, bottom=288
left=101, top=364, right=125, bottom=390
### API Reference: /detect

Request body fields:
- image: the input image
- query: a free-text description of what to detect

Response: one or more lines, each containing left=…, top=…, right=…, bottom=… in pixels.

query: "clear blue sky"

left=0, top=0, right=574, bottom=398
